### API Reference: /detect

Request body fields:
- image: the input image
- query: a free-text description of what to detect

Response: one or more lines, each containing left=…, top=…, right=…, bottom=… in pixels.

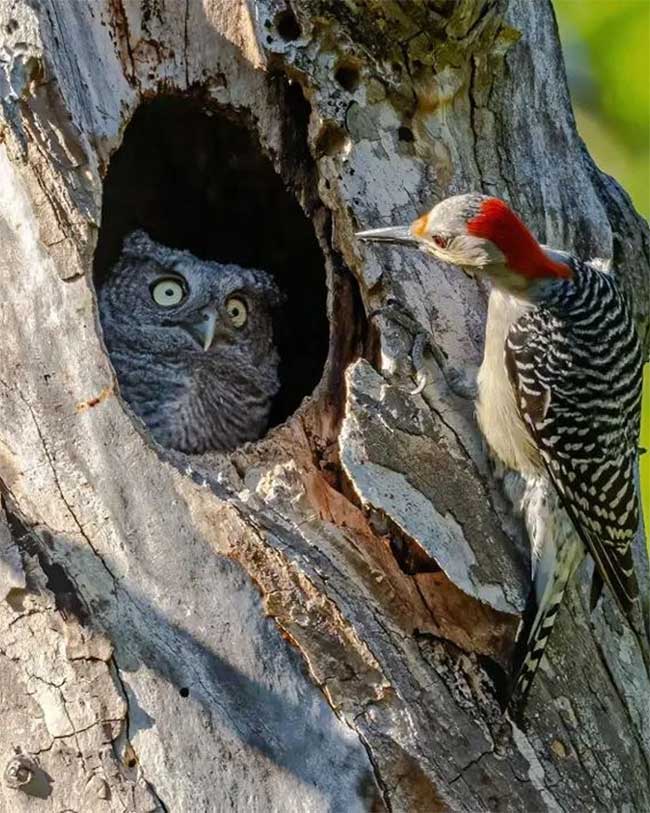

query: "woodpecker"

left=357, top=194, right=647, bottom=709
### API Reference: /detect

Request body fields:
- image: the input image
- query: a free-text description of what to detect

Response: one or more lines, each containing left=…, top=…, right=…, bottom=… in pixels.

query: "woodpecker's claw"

left=409, top=332, right=432, bottom=394
left=409, top=323, right=478, bottom=399
left=369, top=301, right=478, bottom=399
left=410, top=371, right=428, bottom=395
left=369, top=302, right=433, bottom=394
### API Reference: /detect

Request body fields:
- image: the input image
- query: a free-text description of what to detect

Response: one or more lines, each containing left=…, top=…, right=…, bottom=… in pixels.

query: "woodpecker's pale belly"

left=476, top=288, right=542, bottom=475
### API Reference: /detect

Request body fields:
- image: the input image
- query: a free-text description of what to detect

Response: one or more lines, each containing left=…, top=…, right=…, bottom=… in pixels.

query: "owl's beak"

left=185, top=307, right=218, bottom=351
left=199, top=307, right=218, bottom=351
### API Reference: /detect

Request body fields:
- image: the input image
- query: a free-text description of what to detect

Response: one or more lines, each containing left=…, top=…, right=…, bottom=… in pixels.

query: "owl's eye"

left=151, top=277, right=187, bottom=307
left=226, top=297, right=248, bottom=328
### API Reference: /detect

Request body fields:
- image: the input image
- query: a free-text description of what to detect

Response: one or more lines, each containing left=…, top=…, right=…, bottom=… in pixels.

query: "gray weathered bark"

left=1, top=1, right=649, bottom=810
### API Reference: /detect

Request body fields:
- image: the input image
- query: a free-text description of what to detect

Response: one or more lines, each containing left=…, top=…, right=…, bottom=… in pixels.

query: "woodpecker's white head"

left=357, top=193, right=572, bottom=295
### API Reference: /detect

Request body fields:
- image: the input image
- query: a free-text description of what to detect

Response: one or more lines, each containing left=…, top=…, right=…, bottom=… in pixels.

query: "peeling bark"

left=1, top=1, right=649, bottom=811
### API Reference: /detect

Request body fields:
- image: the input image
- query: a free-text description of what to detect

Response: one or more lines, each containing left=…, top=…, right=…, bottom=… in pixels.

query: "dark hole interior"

left=334, top=64, right=360, bottom=93
left=94, top=97, right=329, bottom=429
left=275, top=9, right=301, bottom=41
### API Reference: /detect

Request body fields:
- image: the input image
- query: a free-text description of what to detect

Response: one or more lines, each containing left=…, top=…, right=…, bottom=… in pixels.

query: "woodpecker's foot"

left=408, top=317, right=477, bottom=399
left=410, top=332, right=432, bottom=395
left=369, top=300, right=476, bottom=399
left=368, top=300, right=435, bottom=393
left=414, top=334, right=478, bottom=400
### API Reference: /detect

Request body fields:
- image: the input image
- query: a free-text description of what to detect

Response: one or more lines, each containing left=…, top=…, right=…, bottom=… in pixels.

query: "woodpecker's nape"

left=357, top=192, right=648, bottom=715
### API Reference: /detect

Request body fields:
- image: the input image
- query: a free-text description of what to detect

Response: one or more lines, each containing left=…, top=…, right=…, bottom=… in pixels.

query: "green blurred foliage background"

left=641, top=364, right=650, bottom=528
left=553, top=1, right=650, bottom=537
left=553, top=0, right=649, bottom=219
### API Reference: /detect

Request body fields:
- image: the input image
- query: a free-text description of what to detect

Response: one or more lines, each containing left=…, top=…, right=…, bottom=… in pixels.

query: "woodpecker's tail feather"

left=508, top=554, right=650, bottom=716
left=507, top=557, right=574, bottom=712
left=506, top=494, right=584, bottom=715
left=506, top=481, right=575, bottom=711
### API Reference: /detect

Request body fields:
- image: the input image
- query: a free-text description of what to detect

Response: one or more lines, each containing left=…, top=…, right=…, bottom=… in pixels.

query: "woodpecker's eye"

left=151, top=277, right=187, bottom=307
left=432, top=235, right=448, bottom=249
left=226, top=297, right=248, bottom=328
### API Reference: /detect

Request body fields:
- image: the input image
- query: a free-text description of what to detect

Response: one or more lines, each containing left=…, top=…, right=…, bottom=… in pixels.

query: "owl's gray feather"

left=99, top=230, right=281, bottom=453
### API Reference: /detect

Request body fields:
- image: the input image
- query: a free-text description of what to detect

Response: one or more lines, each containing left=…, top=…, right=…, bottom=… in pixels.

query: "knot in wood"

left=4, top=755, right=35, bottom=789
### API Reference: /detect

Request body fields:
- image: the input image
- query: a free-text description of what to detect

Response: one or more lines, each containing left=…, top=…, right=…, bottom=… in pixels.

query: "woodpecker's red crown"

left=464, top=198, right=571, bottom=281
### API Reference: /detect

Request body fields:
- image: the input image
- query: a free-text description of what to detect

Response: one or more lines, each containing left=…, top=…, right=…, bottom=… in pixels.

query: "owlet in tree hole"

left=99, top=230, right=281, bottom=453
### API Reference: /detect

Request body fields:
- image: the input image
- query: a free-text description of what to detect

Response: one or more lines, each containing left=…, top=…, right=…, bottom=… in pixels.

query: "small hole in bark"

left=275, top=9, right=301, bottom=41
left=179, top=687, right=190, bottom=698
left=334, top=62, right=360, bottom=92
left=127, top=758, right=137, bottom=768
left=390, top=535, right=440, bottom=575
left=398, top=126, right=415, bottom=143
left=94, top=96, right=329, bottom=453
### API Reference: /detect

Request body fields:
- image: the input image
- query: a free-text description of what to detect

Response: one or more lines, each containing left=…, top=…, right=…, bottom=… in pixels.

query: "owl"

left=99, top=230, right=282, bottom=454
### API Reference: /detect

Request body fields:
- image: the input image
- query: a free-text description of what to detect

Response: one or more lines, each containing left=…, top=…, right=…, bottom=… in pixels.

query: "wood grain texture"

left=0, top=1, right=649, bottom=810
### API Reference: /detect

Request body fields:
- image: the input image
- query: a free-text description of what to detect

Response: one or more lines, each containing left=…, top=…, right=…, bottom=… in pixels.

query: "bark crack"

left=448, top=745, right=494, bottom=785
left=14, top=385, right=119, bottom=591
left=356, top=728, right=393, bottom=813
left=110, top=0, right=137, bottom=83
left=32, top=718, right=123, bottom=756
left=110, top=654, right=170, bottom=813
left=468, top=54, right=484, bottom=189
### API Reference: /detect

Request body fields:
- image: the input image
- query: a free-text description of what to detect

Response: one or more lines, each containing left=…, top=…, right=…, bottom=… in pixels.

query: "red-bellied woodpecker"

left=357, top=194, right=647, bottom=709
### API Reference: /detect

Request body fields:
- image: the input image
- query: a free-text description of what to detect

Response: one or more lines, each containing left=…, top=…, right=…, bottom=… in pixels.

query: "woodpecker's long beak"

left=355, top=225, right=421, bottom=248
left=185, top=307, right=219, bottom=351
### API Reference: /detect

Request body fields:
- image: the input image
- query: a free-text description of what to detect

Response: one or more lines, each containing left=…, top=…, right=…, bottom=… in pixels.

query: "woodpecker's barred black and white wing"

left=505, top=259, right=645, bottom=704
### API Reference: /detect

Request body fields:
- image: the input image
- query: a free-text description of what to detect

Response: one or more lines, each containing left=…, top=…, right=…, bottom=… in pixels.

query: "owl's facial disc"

left=145, top=265, right=254, bottom=353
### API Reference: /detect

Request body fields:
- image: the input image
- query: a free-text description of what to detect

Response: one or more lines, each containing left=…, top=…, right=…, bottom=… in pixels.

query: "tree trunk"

left=1, top=1, right=649, bottom=810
